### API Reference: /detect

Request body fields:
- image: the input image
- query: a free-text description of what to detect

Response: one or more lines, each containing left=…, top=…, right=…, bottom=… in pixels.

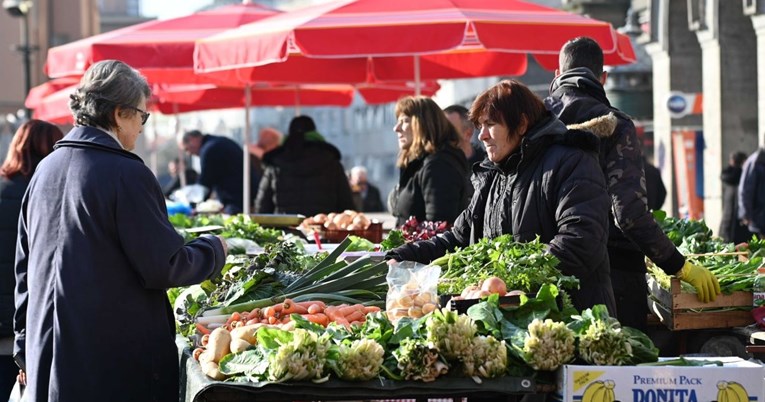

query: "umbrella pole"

left=414, top=54, right=421, bottom=96
left=295, top=87, right=301, bottom=116
left=175, top=103, right=187, bottom=188
left=243, top=84, right=252, bottom=215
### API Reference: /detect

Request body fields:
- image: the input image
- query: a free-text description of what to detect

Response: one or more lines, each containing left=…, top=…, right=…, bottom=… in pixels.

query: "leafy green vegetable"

left=433, top=235, right=577, bottom=296
left=380, top=230, right=406, bottom=251
left=345, top=235, right=376, bottom=252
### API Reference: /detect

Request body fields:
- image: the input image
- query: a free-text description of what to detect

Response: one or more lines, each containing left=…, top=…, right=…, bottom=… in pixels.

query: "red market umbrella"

left=27, top=79, right=439, bottom=125
left=194, top=0, right=635, bottom=86
left=45, top=1, right=279, bottom=84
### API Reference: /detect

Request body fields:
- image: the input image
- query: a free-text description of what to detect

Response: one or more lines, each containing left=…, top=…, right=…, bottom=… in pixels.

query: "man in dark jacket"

left=545, top=37, right=720, bottom=329
left=739, top=145, right=765, bottom=237
left=255, top=115, right=356, bottom=216
left=720, top=152, right=752, bottom=243
left=349, top=166, right=385, bottom=212
left=182, top=130, right=258, bottom=214
left=643, top=157, right=666, bottom=211
left=444, top=104, right=487, bottom=167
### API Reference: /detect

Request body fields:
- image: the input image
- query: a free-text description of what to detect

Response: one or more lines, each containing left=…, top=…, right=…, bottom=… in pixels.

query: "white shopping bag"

left=8, top=380, right=24, bottom=402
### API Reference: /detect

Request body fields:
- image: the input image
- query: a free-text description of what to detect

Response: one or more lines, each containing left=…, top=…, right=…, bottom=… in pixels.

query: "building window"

left=127, top=0, right=139, bottom=16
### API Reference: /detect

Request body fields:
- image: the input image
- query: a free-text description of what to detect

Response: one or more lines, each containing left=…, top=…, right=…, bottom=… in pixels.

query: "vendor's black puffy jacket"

left=389, top=145, right=471, bottom=227
left=545, top=68, right=685, bottom=275
left=387, top=114, right=616, bottom=314
left=255, top=140, right=355, bottom=216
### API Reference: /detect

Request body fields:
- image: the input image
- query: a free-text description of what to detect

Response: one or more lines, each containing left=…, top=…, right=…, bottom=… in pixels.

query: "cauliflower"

left=520, top=318, right=576, bottom=371
left=425, top=309, right=477, bottom=361
left=334, top=339, right=385, bottom=381
left=268, top=328, right=330, bottom=382
left=462, top=335, right=507, bottom=379
left=393, top=338, right=448, bottom=382
left=578, top=319, right=632, bottom=366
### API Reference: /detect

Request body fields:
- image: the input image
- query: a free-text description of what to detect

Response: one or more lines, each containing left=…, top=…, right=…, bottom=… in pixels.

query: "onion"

left=480, top=276, right=508, bottom=295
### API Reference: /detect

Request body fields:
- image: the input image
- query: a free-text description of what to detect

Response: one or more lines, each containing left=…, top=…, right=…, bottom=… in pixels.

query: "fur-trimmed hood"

left=566, top=113, right=618, bottom=138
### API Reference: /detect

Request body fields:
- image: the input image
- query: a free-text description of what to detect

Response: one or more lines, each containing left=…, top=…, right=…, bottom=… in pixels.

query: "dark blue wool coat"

left=14, top=126, right=225, bottom=402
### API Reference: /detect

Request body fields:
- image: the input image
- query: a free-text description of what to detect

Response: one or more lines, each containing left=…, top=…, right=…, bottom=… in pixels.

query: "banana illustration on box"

left=581, top=380, right=616, bottom=402
left=717, top=381, right=749, bottom=402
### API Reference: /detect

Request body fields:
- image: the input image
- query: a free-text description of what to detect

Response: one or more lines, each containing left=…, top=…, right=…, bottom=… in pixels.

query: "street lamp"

left=3, top=0, right=34, bottom=118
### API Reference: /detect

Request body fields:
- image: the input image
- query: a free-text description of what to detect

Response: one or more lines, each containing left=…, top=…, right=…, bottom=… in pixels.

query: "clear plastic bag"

left=385, top=261, right=441, bottom=323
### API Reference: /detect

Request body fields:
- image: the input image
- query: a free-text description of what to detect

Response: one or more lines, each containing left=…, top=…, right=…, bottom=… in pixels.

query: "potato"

left=230, top=338, right=251, bottom=354
left=230, top=324, right=262, bottom=344
left=313, top=213, right=328, bottom=223
left=421, top=302, right=437, bottom=315
left=414, top=292, right=435, bottom=306
left=408, top=306, right=423, bottom=318
left=201, top=360, right=227, bottom=381
left=324, top=221, right=338, bottom=230
left=207, top=327, right=232, bottom=363
left=394, top=295, right=414, bottom=308
left=346, top=223, right=361, bottom=231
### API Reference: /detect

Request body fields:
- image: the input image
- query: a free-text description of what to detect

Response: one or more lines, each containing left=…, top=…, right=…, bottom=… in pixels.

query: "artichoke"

left=393, top=338, right=448, bottom=382
left=578, top=319, right=632, bottom=366
left=425, top=309, right=477, bottom=361
left=268, top=328, right=330, bottom=382
left=334, top=338, right=385, bottom=381
left=520, top=318, right=576, bottom=371
left=462, top=335, right=507, bottom=378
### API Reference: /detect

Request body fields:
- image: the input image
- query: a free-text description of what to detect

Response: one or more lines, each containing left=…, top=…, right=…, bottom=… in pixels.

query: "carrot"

left=333, top=316, right=351, bottom=329
left=338, top=304, right=364, bottom=317
left=264, top=304, right=283, bottom=319
left=302, top=313, right=329, bottom=327
left=268, top=316, right=279, bottom=325
left=230, top=312, right=241, bottom=322
left=345, top=309, right=365, bottom=323
left=364, top=306, right=381, bottom=313
left=201, top=333, right=210, bottom=346
left=249, top=308, right=262, bottom=319
left=192, top=348, right=205, bottom=361
left=296, top=300, right=326, bottom=310
left=196, top=322, right=211, bottom=335
left=307, top=303, right=323, bottom=314
left=245, top=318, right=260, bottom=326
left=282, top=299, right=309, bottom=315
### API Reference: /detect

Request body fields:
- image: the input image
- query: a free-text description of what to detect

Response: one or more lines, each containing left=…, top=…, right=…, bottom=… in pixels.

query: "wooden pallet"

left=647, top=276, right=754, bottom=330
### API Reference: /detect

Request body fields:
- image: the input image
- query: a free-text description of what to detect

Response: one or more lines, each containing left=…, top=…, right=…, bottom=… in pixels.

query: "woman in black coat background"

left=388, top=96, right=472, bottom=227
left=0, top=120, right=62, bottom=399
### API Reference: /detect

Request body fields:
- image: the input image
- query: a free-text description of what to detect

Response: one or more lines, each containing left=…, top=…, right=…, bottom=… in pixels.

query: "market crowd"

left=3, top=35, right=762, bottom=401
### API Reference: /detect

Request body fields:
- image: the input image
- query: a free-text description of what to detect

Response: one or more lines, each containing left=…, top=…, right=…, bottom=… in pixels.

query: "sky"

left=141, top=0, right=213, bottom=19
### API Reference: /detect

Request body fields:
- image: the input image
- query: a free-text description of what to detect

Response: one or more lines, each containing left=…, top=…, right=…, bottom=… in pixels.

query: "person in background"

left=0, top=120, right=63, bottom=400
left=161, top=157, right=199, bottom=198
left=14, top=60, right=227, bottom=402
left=643, top=156, right=666, bottom=211
left=719, top=151, right=751, bottom=243
left=739, top=141, right=765, bottom=238
left=444, top=104, right=486, bottom=167
left=255, top=115, right=355, bottom=216
left=349, top=166, right=384, bottom=212
left=389, top=96, right=472, bottom=227
left=387, top=80, right=616, bottom=314
left=249, top=127, right=283, bottom=160
left=545, top=36, right=719, bottom=330
left=181, top=130, right=257, bottom=214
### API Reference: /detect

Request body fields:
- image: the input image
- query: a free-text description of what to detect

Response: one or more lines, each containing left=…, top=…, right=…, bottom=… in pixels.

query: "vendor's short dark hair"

left=469, top=80, right=547, bottom=138
left=69, top=60, right=150, bottom=131
left=559, top=36, right=604, bottom=76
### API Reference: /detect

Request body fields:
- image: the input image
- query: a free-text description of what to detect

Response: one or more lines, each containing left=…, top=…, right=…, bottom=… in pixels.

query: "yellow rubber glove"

left=677, top=261, right=721, bottom=303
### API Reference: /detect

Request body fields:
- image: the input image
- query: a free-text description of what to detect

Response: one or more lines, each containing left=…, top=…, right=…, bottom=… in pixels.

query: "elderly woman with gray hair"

left=13, top=60, right=227, bottom=402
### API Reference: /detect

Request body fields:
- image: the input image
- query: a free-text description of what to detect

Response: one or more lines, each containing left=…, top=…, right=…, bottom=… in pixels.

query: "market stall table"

left=177, top=338, right=537, bottom=402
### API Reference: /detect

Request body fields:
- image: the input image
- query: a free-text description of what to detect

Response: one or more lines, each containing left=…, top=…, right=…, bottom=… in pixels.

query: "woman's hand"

left=17, top=369, right=25, bottom=386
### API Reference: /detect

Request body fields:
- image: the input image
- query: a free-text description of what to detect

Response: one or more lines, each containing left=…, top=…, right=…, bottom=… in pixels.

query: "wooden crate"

left=647, top=275, right=754, bottom=330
